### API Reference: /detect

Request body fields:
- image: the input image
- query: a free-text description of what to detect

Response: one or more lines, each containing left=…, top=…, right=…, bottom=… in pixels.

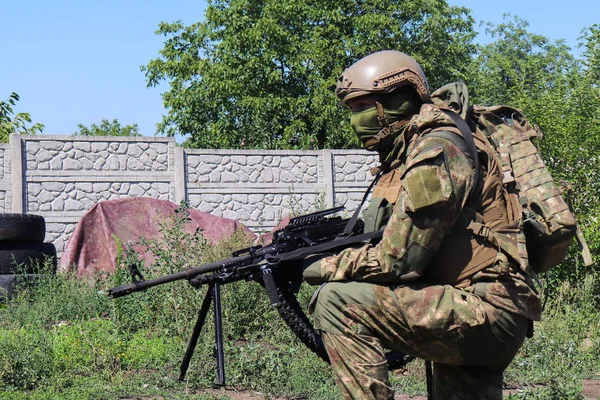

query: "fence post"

left=10, top=134, right=23, bottom=213
left=174, top=145, right=187, bottom=204
left=321, top=149, right=335, bottom=208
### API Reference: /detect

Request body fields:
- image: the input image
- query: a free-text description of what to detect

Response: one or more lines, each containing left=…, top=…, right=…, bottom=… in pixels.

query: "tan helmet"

left=336, top=50, right=430, bottom=105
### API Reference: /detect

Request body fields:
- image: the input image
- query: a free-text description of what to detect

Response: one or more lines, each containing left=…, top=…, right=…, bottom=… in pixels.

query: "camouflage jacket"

left=318, top=105, right=542, bottom=321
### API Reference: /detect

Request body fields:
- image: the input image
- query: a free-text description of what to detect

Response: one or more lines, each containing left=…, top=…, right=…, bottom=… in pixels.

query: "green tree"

left=467, top=15, right=576, bottom=107
left=0, top=92, right=44, bottom=143
left=74, top=119, right=141, bottom=137
left=579, top=23, right=599, bottom=83
left=468, top=17, right=600, bottom=281
left=144, top=0, right=476, bottom=150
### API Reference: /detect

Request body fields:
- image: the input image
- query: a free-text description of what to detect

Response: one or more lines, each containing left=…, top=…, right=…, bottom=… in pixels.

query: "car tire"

left=0, top=213, right=46, bottom=243
left=0, top=274, right=46, bottom=300
left=0, top=242, right=57, bottom=274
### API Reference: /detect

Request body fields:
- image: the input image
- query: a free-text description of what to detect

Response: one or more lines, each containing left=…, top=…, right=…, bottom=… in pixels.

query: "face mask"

left=349, top=90, right=421, bottom=151
left=379, top=91, right=419, bottom=123
left=350, top=106, right=381, bottom=150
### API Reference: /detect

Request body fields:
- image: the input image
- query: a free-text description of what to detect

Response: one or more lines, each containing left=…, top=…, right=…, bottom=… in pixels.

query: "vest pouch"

left=426, top=219, right=522, bottom=285
left=363, top=197, right=394, bottom=233
left=364, top=169, right=402, bottom=233
left=524, top=217, right=576, bottom=273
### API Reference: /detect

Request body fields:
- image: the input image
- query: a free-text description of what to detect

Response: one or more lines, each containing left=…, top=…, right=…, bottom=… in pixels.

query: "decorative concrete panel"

left=187, top=153, right=320, bottom=185
left=188, top=192, right=323, bottom=231
left=25, top=140, right=170, bottom=172
left=334, top=191, right=369, bottom=214
left=8, top=135, right=383, bottom=257
left=27, top=182, right=171, bottom=213
left=45, top=222, right=77, bottom=256
left=333, top=153, right=378, bottom=183
left=0, top=144, right=10, bottom=213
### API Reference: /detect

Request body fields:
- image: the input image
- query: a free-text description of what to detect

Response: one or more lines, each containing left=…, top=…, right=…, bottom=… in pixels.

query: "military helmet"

left=336, top=50, right=430, bottom=104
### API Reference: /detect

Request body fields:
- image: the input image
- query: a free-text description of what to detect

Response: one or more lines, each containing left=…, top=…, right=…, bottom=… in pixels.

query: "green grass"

left=0, top=268, right=338, bottom=399
left=503, top=274, right=600, bottom=399
left=0, top=204, right=598, bottom=399
left=4, top=269, right=597, bottom=399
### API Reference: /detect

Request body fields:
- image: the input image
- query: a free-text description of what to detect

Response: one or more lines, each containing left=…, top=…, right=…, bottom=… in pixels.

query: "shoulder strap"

left=435, top=109, right=480, bottom=199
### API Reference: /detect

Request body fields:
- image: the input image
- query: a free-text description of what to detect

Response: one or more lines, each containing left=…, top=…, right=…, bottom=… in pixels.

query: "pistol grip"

left=261, top=266, right=281, bottom=307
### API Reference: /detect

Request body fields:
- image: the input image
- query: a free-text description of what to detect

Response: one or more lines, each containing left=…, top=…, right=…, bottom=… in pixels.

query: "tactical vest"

left=364, top=104, right=522, bottom=285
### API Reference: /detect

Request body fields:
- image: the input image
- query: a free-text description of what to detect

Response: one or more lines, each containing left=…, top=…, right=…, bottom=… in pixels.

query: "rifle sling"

left=339, top=172, right=383, bottom=238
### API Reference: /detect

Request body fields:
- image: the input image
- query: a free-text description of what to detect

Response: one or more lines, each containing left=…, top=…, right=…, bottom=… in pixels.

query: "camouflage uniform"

left=307, top=52, right=542, bottom=399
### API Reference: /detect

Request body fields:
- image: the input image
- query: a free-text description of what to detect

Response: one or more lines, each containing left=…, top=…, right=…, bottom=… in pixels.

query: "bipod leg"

left=213, top=283, right=225, bottom=386
left=426, top=360, right=433, bottom=399
left=178, top=283, right=214, bottom=381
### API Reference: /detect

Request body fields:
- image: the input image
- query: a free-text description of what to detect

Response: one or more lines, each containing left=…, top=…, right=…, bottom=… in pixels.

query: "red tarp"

left=59, top=197, right=255, bottom=276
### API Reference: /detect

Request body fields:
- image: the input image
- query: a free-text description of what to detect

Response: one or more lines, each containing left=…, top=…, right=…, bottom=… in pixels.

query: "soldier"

left=302, top=51, right=542, bottom=399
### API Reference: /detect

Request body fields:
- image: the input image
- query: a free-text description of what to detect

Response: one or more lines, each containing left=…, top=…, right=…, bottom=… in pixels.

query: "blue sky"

left=1, top=0, right=597, bottom=141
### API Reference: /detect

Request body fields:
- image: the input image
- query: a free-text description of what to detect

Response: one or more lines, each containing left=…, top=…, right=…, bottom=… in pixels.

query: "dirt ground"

left=196, top=380, right=600, bottom=399
left=582, top=380, right=600, bottom=399
left=124, top=380, right=600, bottom=399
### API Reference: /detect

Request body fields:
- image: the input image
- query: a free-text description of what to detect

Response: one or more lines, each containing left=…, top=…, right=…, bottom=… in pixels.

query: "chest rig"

left=364, top=103, right=523, bottom=285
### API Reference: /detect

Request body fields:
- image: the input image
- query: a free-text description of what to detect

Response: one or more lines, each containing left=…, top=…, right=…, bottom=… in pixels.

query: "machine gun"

left=108, top=206, right=409, bottom=384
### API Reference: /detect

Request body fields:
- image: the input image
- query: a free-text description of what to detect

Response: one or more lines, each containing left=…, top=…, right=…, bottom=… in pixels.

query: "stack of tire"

left=0, top=213, right=57, bottom=300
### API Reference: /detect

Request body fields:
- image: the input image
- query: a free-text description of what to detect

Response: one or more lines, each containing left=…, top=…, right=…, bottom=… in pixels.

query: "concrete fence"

left=2, top=134, right=379, bottom=257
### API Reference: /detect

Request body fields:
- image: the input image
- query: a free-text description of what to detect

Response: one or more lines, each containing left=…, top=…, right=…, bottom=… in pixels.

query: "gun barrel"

left=108, top=253, right=253, bottom=298
left=108, top=269, right=189, bottom=298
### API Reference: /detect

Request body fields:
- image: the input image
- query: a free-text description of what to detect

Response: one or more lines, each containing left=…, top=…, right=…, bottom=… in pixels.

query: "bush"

left=111, top=202, right=256, bottom=338
left=0, top=328, right=53, bottom=390
left=52, top=319, right=125, bottom=377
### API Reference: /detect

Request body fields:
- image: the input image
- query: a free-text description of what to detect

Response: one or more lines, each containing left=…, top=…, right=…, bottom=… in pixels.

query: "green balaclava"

left=350, top=89, right=421, bottom=153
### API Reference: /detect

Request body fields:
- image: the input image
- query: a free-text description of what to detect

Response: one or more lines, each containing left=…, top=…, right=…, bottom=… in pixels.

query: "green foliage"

left=504, top=273, right=600, bottom=399
left=579, top=24, right=600, bottom=83
left=0, top=328, right=53, bottom=390
left=143, top=0, right=476, bottom=149
left=2, top=259, right=109, bottom=329
left=505, top=381, right=585, bottom=400
left=467, top=16, right=600, bottom=288
left=121, top=329, right=181, bottom=370
left=52, top=319, right=124, bottom=377
left=111, top=202, right=255, bottom=338
left=0, top=203, right=339, bottom=398
left=467, top=15, right=575, bottom=107
left=0, top=92, right=44, bottom=142
left=74, top=118, right=141, bottom=137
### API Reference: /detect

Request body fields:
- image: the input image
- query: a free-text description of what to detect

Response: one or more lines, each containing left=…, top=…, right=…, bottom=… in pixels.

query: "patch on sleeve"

left=402, top=146, right=452, bottom=212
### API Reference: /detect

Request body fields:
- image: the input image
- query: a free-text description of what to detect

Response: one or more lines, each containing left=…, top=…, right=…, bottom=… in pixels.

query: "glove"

left=302, top=253, right=333, bottom=286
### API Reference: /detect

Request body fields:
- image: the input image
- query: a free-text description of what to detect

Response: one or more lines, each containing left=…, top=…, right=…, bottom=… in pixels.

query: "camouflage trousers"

left=311, top=281, right=528, bottom=400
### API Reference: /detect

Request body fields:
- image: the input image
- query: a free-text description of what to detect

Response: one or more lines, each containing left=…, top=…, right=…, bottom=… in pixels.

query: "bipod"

left=178, top=282, right=226, bottom=385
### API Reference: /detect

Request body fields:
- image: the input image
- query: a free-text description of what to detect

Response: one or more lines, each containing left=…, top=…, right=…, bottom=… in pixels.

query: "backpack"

left=471, top=105, right=592, bottom=272
left=430, top=82, right=592, bottom=273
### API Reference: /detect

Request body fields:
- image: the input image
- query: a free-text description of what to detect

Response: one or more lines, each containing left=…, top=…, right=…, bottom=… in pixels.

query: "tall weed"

left=506, top=271, right=600, bottom=392
left=111, top=202, right=257, bottom=339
